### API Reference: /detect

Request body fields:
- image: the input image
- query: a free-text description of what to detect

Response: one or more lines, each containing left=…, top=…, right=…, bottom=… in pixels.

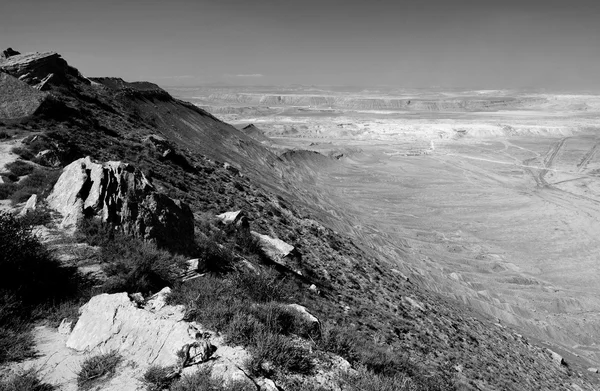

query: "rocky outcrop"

left=0, top=47, right=20, bottom=60
left=65, top=291, right=264, bottom=390
left=67, top=292, right=199, bottom=366
left=0, top=50, right=88, bottom=90
left=47, top=156, right=194, bottom=250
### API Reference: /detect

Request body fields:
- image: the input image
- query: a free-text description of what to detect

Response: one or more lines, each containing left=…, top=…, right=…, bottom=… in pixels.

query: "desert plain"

left=170, top=86, right=600, bottom=366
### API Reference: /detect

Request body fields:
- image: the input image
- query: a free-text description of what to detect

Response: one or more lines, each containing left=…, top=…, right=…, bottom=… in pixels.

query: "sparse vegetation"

left=100, top=234, right=187, bottom=295
left=76, top=350, right=122, bottom=390
left=0, top=166, right=61, bottom=204
left=142, top=365, right=178, bottom=391
left=0, top=212, right=83, bottom=365
left=0, top=369, right=55, bottom=391
left=169, top=367, right=253, bottom=391
left=5, top=160, right=35, bottom=177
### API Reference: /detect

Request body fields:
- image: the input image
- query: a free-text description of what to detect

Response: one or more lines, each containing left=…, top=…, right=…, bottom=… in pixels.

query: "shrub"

left=0, top=369, right=55, bottom=391
left=0, top=293, right=35, bottom=364
left=99, top=234, right=187, bottom=295
left=5, top=160, right=35, bottom=177
left=246, top=330, right=313, bottom=376
left=0, top=167, right=61, bottom=203
left=0, top=212, right=80, bottom=306
left=338, top=365, right=415, bottom=391
left=360, top=347, right=412, bottom=377
left=316, top=322, right=360, bottom=363
left=77, top=350, right=122, bottom=389
left=0, top=183, right=17, bottom=200
left=19, top=207, right=53, bottom=227
left=142, top=365, right=177, bottom=391
left=195, top=235, right=235, bottom=274
left=10, top=146, right=34, bottom=161
left=0, top=213, right=84, bottom=365
left=75, top=218, right=113, bottom=246
left=170, top=366, right=253, bottom=391
left=231, top=271, right=293, bottom=304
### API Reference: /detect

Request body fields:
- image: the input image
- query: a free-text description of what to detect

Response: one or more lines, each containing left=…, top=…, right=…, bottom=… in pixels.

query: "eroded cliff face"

left=205, top=92, right=547, bottom=111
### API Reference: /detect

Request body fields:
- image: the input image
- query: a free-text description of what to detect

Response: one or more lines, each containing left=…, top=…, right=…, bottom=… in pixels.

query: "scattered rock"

left=256, top=378, right=278, bottom=391
left=35, top=149, right=61, bottom=167
left=47, top=156, right=194, bottom=251
left=587, top=367, right=598, bottom=373
left=57, top=318, right=73, bottom=335
left=285, top=303, right=320, bottom=328
left=18, top=194, right=37, bottom=216
left=217, top=210, right=250, bottom=232
left=547, top=349, right=566, bottom=366
left=145, top=286, right=171, bottom=312
left=404, top=296, right=426, bottom=311
left=179, top=258, right=205, bottom=281
left=129, top=292, right=145, bottom=306
left=251, top=231, right=294, bottom=261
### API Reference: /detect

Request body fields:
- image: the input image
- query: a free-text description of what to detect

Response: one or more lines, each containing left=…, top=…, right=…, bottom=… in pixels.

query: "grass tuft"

left=76, top=350, right=122, bottom=389
left=169, top=366, right=253, bottom=391
left=142, top=365, right=178, bottom=391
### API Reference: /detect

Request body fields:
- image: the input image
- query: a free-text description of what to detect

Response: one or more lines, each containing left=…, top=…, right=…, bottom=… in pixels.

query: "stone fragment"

left=216, top=210, right=250, bottom=231
left=19, top=194, right=37, bottom=216
left=145, top=286, right=171, bottom=312
left=285, top=303, right=320, bottom=327
left=251, top=231, right=294, bottom=261
left=57, top=318, right=73, bottom=335
left=546, top=349, right=566, bottom=366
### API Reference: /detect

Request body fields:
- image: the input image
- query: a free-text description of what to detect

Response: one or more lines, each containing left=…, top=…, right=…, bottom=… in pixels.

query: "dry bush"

left=76, top=350, right=122, bottom=389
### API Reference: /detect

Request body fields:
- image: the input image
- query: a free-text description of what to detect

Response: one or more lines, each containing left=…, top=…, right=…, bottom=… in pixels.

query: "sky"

left=2, top=0, right=600, bottom=90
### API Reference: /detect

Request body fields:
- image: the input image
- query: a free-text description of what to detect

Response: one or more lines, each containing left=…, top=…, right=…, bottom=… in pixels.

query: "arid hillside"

left=1, top=49, right=598, bottom=390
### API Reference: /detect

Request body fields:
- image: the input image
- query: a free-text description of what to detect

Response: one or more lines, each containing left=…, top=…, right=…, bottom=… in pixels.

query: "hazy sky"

left=2, top=0, right=599, bottom=90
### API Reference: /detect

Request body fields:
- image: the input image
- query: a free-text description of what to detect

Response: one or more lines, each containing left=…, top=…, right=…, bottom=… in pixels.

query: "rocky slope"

left=0, top=49, right=598, bottom=390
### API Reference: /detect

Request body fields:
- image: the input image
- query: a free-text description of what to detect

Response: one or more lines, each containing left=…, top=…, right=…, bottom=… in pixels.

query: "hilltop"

left=0, top=49, right=597, bottom=390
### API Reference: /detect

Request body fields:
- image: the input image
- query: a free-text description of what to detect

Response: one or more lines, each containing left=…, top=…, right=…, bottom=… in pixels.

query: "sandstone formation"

left=47, top=156, right=194, bottom=250
left=63, top=291, right=275, bottom=390
left=67, top=292, right=198, bottom=366
left=0, top=50, right=88, bottom=90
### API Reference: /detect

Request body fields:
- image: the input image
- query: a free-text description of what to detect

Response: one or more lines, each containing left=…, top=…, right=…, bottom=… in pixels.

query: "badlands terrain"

left=2, top=48, right=600, bottom=390
left=172, top=85, right=600, bottom=364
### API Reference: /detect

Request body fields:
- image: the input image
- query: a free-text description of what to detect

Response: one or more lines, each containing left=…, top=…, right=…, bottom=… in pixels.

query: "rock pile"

left=47, top=156, right=194, bottom=250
